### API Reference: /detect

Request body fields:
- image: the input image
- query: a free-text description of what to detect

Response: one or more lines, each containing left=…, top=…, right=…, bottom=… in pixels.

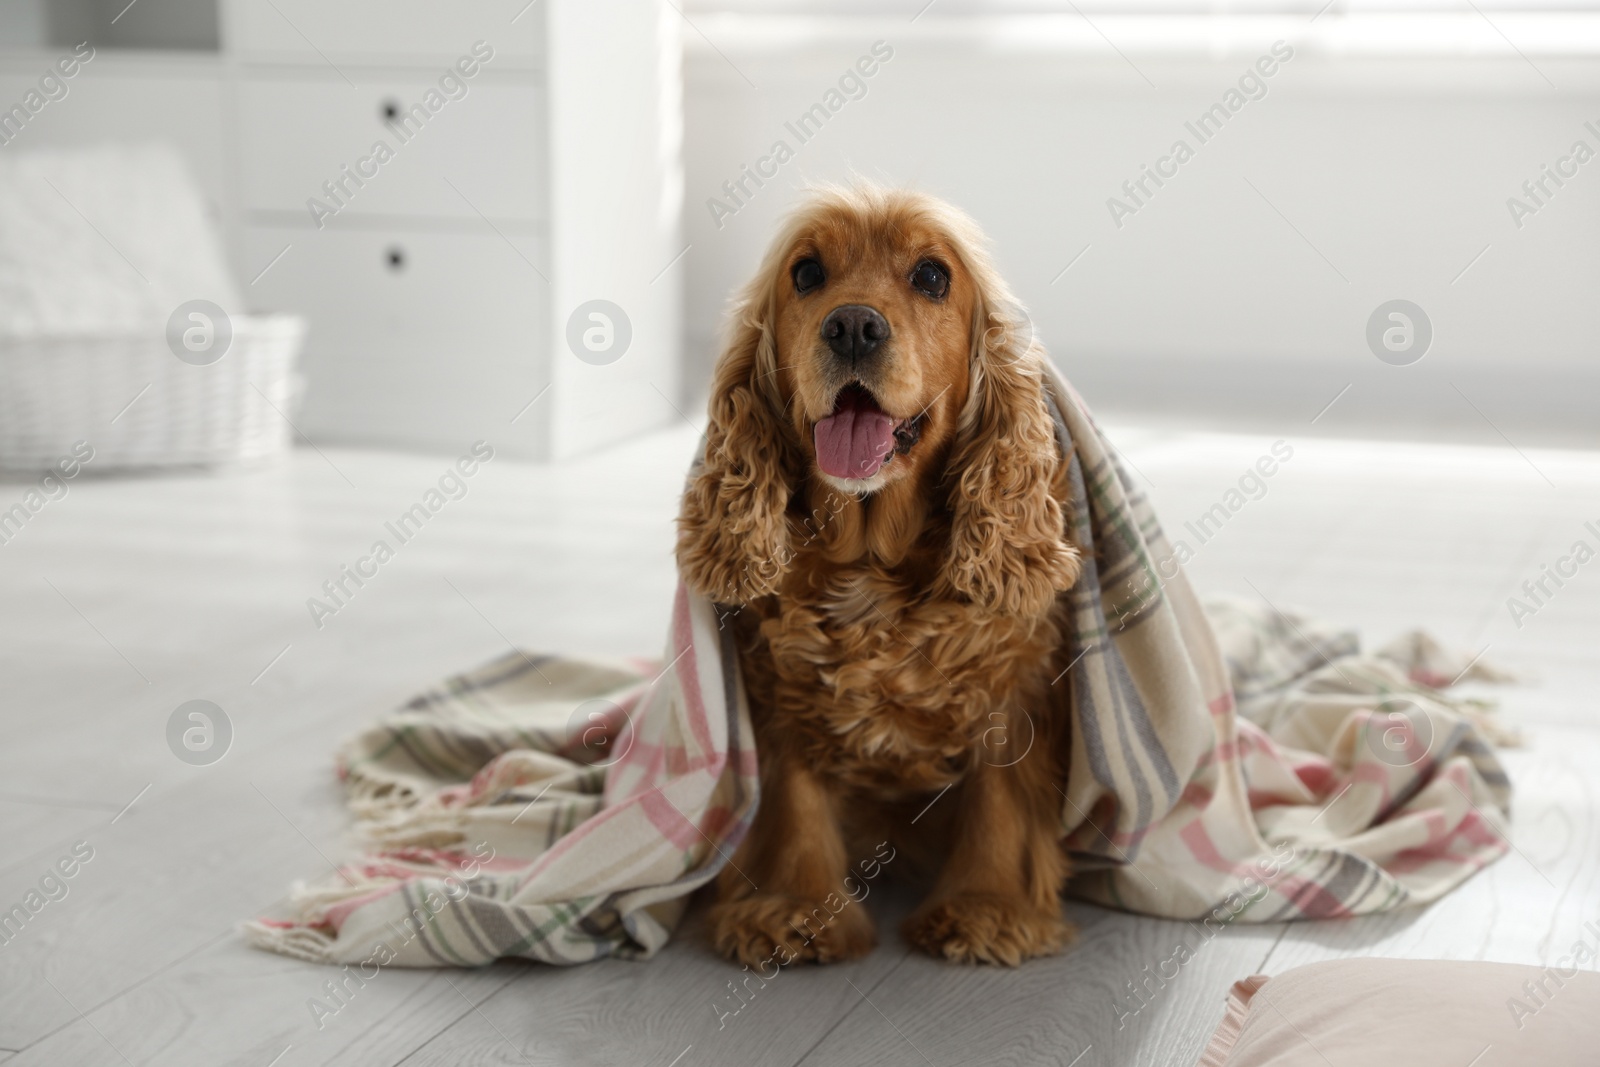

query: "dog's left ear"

left=940, top=300, right=1081, bottom=616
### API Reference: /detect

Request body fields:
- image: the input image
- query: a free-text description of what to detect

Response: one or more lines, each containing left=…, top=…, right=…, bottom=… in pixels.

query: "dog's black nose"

left=821, top=305, right=889, bottom=364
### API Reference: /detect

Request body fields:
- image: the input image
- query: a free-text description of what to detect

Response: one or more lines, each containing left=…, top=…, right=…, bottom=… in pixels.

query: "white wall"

left=0, top=51, right=233, bottom=218
left=682, top=16, right=1600, bottom=445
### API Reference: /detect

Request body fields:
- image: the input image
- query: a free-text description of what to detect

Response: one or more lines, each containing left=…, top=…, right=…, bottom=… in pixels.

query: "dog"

left=676, top=185, right=1084, bottom=966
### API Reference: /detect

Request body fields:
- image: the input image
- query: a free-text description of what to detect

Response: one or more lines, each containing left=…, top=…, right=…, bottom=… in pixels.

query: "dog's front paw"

left=710, top=894, right=876, bottom=967
left=902, top=894, right=1074, bottom=966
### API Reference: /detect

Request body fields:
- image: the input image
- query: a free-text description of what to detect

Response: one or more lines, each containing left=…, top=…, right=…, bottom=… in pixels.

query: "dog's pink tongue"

left=814, top=405, right=897, bottom=480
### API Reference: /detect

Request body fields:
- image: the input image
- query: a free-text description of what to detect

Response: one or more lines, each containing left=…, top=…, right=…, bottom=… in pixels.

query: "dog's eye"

left=792, top=257, right=825, bottom=295
left=910, top=260, right=949, bottom=300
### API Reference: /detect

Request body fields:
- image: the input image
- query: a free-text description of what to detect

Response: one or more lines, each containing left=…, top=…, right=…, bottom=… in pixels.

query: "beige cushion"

left=1199, top=957, right=1600, bottom=1066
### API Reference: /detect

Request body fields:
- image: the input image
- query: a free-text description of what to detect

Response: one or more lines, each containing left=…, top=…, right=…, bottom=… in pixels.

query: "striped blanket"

left=246, top=367, right=1513, bottom=967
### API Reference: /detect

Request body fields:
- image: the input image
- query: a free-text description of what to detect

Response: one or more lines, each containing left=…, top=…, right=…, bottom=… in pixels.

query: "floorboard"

left=2, top=423, right=1597, bottom=1066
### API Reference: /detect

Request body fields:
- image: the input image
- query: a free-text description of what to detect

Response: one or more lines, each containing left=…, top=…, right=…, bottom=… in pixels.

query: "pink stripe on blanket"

left=1106, top=822, right=1154, bottom=850
left=1457, top=809, right=1506, bottom=851
left=1234, top=720, right=1336, bottom=794
left=1202, top=731, right=1283, bottom=769
left=1386, top=809, right=1507, bottom=873
left=640, top=785, right=711, bottom=851
left=1292, top=758, right=1339, bottom=797
left=508, top=781, right=692, bottom=892
left=534, top=762, right=725, bottom=884
left=1179, top=819, right=1243, bottom=875
left=1349, top=758, right=1396, bottom=809
left=616, top=732, right=669, bottom=790
left=618, top=735, right=729, bottom=795
left=1181, top=781, right=1216, bottom=811
left=1424, top=782, right=1506, bottom=853
left=354, top=862, right=440, bottom=882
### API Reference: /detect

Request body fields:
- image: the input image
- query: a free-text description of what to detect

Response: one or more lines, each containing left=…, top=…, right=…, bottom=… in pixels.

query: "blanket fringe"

left=352, top=806, right=470, bottom=850
left=342, top=746, right=603, bottom=850
left=343, top=770, right=428, bottom=820
left=340, top=756, right=473, bottom=847
left=240, top=919, right=338, bottom=964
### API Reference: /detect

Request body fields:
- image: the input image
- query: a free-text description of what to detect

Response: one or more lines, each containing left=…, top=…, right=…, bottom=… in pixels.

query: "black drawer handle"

left=385, top=247, right=406, bottom=271
left=380, top=98, right=401, bottom=122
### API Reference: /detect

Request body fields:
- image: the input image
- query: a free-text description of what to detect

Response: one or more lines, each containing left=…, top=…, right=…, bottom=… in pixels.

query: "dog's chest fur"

left=748, top=554, right=1060, bottom=797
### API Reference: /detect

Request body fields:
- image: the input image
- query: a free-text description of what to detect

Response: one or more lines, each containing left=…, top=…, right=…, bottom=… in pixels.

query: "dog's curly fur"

left=677, top=186, right=1083, bottom=966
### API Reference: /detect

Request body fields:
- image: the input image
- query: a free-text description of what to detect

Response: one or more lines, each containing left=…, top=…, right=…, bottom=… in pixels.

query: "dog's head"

left=771, top=193, right=975, bottom=495
left=678, top=185, right=1079, bottom=614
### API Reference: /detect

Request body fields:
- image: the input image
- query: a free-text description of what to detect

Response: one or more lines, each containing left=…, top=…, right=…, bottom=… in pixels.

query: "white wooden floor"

left=2, top=420, right=1597, bottom=1067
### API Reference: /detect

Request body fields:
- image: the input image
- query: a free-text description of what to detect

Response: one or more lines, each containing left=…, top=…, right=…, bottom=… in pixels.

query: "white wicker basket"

left=0, top=314, right=305, bottom=471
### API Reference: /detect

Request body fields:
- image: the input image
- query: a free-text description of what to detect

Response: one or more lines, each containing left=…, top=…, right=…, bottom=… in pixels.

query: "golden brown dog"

left=676, top=186, right=1082, bottom=966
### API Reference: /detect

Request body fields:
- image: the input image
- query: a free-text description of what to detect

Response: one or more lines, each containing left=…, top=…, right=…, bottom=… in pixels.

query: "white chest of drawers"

left=225, top=0, right=684, bottom=461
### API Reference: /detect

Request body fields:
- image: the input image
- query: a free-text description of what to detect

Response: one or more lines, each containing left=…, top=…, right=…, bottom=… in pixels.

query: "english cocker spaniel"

left=677, top=186, right=1083, bottom=966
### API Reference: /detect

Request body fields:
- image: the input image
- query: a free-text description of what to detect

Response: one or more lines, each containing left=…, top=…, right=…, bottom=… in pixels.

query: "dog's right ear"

left=676, top=302, right=797, bottom=605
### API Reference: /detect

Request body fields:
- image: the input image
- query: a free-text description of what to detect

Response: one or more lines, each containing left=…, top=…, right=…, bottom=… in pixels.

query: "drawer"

left=224, top=0, right=544, bottom=66
left=239, top=226, right=549, bottom=453
left=238, top=75, right=544, bottom=222
left=240, top=225, right=546, bottom=351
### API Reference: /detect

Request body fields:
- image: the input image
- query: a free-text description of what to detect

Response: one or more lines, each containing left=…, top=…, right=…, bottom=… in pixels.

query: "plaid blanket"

left=245, top=366, right=1513, bottom=967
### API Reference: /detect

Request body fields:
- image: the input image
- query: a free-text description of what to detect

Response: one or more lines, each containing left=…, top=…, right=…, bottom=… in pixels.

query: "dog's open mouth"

left=814, top=383, right=924, bottom=481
